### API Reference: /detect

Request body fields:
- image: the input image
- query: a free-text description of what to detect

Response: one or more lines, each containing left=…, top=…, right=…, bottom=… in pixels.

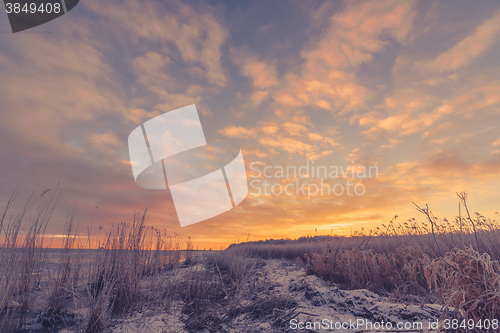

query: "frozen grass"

left=299, top=243, right=432, bottom=296
left=426, top=247, right=500, bottom=322
left=153, top=253, right=293, bottom=332
left=0, top=189, right=55, bottom=331
left=0, top=190, right=188, bottom=332
left=81, top=210, right=191, bottom=332
left=228, top=193, right=500, bottom=309
left=1, top=189, right=499, bottom=332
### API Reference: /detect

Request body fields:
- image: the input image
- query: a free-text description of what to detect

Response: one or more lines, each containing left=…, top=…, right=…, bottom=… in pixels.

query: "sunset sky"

left=1, top=0, right=499, bottom=249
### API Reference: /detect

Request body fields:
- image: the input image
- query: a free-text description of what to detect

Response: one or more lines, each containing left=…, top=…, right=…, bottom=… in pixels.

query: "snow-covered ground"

left=108, top=258, right=443, bottom=333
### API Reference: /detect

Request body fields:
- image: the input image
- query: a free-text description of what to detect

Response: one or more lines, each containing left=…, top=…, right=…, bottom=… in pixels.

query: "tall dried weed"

left=426, top=247, right=500, bottom=321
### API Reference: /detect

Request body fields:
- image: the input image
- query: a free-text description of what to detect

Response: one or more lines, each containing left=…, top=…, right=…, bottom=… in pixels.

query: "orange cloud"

left=452, top=81, right=500, bottom=115
left=258, top=137, right=333, bottom=160
left=126, top=109, right=161, bottom=125
left=283, top=122, right=307, bottom=136
left=219, top=126, right=257, bottom=138
left=360, top=85, right=454, bottom=138
left=87, top=1, right=229, bottom=86
left=1, top=0, right=499, bottom=249
left=231, top=48, right=277, bottom=89
left=262, top=124, right=279, bottom=135
left=307, top=133, right=338, bottom=147
left=250, top=90, right=269, bottom=105
left=90, top=132, right=120, bottom=146
left=417, top=10, right=500, bottom=73
left=274, top=0, right=415, bottom=113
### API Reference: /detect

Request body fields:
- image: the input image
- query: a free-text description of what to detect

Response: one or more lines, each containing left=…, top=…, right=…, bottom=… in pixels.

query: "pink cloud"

left=231, top=48, right=278, bottom=89
left=274, top=0, right=415, bottom=113
left=219, top=126, right=257, bottom=138
left=417, top=10, right=500, bottom=73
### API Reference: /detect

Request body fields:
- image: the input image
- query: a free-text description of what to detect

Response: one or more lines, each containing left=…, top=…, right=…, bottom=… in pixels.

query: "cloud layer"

left=0, top=0, right=499, bottom=248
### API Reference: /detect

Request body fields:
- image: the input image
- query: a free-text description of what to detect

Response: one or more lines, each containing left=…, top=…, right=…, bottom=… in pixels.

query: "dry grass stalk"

left=0, top=187, right=189, bottom=332
left=0, top=189, right=56, bottom=331
left=2, top=188, right=500, bottom=332
left=425, top=247, right=500, bottom=321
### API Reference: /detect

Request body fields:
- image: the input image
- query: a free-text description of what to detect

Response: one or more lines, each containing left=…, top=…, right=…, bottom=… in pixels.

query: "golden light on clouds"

left=0, top=0, right=499, bottom=249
